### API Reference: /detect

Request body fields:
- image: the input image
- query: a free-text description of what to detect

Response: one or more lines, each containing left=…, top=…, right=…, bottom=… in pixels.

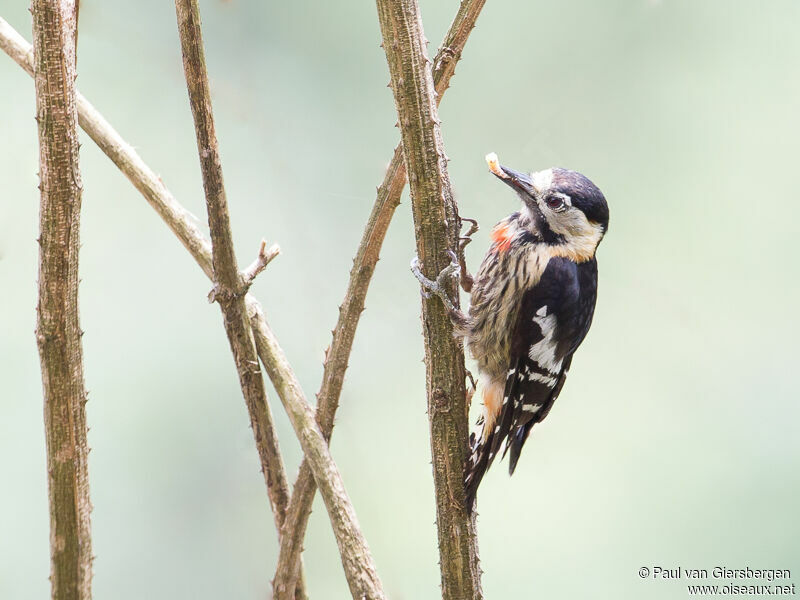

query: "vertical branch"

left=272, top=1, right=486, bottom=597
left=4, top=7, right=486, bottom=594
left=172, top=1, right=305, bottom=596
left=174, top=2, right=384, bottom=598
left=376, top=0, right=482, bottom=599
left=31, top=1, right=93, bottom=599
left=2, top=19, right=383, bottom=596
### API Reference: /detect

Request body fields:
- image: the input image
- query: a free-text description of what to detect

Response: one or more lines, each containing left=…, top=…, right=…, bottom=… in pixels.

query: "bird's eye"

left=545, top=196, right=566, bottom=210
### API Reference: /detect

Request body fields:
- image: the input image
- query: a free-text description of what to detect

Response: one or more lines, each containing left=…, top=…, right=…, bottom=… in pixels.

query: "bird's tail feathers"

left=465, top=393, right=515, bottom=512
left=506, top=420, right=534, bottom=475
left=465, top=423, right=494, bottom=514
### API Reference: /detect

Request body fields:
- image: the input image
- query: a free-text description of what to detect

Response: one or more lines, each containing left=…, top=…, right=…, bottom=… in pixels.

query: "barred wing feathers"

left=465, top=257, right=598, bottom=512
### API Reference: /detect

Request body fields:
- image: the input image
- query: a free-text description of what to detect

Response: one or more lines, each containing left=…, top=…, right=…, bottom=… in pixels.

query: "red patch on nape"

left=490, top=223, right=513, bottom=254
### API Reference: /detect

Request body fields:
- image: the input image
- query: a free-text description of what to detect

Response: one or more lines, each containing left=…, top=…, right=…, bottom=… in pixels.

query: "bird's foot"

left=457, top=216, right=479, bottom=293
left=410, top=250, right=461, bottom=313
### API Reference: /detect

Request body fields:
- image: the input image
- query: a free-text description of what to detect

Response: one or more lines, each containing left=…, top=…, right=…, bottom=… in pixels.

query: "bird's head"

left=486, top=153, right=609, bottom=261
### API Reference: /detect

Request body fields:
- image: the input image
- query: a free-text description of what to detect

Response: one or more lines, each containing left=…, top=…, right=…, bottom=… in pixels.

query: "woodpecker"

left=412, top=153, right=609, bottom=513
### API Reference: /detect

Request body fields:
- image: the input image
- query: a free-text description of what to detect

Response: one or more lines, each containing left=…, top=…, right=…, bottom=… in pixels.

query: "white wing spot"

left=536, top=305, right=548, bottom=317
left=529, top=313, right=562, bottom=373
left=528, top=371, right=557, bottom=386
left=523, top=404, right=542, bottom=413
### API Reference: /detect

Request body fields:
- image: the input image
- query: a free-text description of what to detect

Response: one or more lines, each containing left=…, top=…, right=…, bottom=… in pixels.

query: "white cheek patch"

left=543, top=205, right=605, bottom=263
left=567, top=209, right=593, bottom=234
left=531, top=168, right=553, bottom=194
left=549, top=214, right=605, bottom=263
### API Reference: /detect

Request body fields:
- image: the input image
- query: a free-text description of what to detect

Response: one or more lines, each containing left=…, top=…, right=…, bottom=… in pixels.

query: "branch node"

left=243, top=239, right=281, bottom=288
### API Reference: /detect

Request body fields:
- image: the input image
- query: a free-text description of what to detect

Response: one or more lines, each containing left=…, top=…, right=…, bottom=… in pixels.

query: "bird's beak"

left=485, top=152, right=536, bottom=197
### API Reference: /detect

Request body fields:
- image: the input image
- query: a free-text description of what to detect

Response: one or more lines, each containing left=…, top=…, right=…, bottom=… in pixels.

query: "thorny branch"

left=172, top=3, right=305, bottom=596
left=1, top=1, right=487, bottom=593
left=30, top=1, right=93, bottom=598
left=376, top=0, right=483, bottom=598
left=1, top=12, right=316, bottom=597
left=272, top=1, right=486, bottom=596
left=175, top=2, right=385, bottom=598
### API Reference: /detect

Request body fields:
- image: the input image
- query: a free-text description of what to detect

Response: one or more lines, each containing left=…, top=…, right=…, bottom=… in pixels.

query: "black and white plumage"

left=456, top=155, right=610, bottom=513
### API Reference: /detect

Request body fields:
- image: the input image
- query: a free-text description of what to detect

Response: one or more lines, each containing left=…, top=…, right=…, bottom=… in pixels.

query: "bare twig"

left=376, top=0, right=483, bottom=598
left=174, top=2, right=384, bottom=597
left=1, top=13, right=310, bottom=597
left=172, top=1, right=304, bottom=596
left=0, top=17, right=216, bottom=278
left=30, top=1, right=93, bottom=598
left=211, top=240, right=279, bottom=303
left=272, top=2, right=486, bottom=595
left=2, top=7, right=482, bottom=595
left=247, top=301, right=387, bottom=600
left=242, top=240, right=280, bottom=287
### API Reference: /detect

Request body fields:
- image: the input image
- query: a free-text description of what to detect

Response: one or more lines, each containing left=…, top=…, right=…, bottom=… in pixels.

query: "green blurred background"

left=2, top=0, right=799, bottom=598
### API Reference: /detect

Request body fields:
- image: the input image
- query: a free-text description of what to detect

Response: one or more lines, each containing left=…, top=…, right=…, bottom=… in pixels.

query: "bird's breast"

left=466, top=242, right=552, bottom=380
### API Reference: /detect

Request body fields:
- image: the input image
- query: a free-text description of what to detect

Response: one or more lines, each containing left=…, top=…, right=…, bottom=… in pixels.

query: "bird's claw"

left=441, top=250, right=460, bottom=280
left=456, top=216, right=478, bottom=293
left=411, top=257, right=434, bottom=299
left=410, top=252, right=461, bottom=312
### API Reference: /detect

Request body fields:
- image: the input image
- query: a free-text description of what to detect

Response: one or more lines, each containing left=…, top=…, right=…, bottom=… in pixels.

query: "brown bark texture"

left=2, top=7, right=483, bottom=595
left=271, top=1, right=486, bottom=596
left=31, top=1, right=93, bottom=599
left=249, top=301, right=387, bottom=600
left=375, top=0, right=483, bottom=598
left=172, top=1, right=306, bottom=596
left=174, top=2, right=384, bottom=598
left=2, top=21, right=382, bottom=597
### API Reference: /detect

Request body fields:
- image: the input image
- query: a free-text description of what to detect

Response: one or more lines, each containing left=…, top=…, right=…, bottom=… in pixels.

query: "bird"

left=412, top=153, right=609, bottom=513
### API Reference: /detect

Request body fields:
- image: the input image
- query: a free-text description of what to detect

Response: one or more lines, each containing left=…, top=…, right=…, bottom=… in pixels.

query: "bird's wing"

left=489, top=257, right=580, bottom=473
left=466, top=257, right=593, bottom=511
